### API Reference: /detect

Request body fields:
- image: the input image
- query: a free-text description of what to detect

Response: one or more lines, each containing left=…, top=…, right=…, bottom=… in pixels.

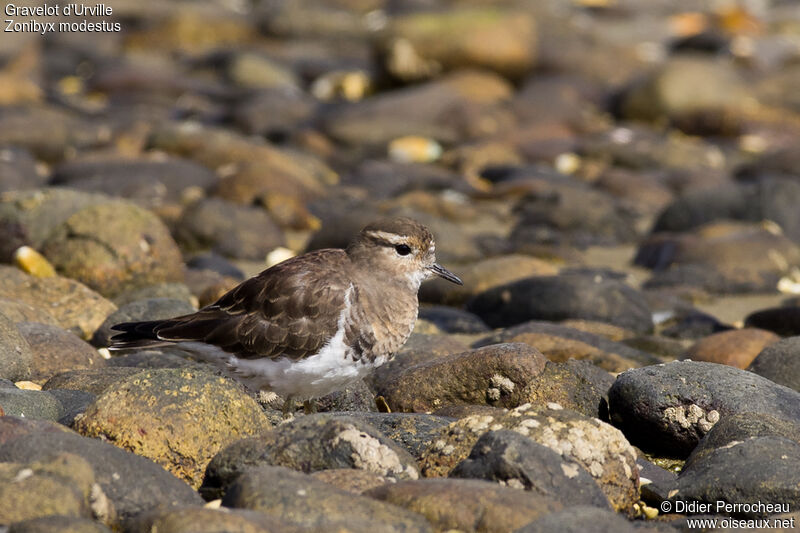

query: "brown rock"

left=687, top=328, right=780, bottom=369
left=129, top=506, right=300, bottom=533
left=42, top=201, right=185, bottom=298
left=376, top=343, right=547, bottom=413
left=366, top=478, right=561, bottom=533
left=42, top=368, right=145, bottom=396
left=419, top=404, right=639, bottom=514
left=16, top=322, right=106, bottom=384
left=382, top=9, right=537, bottom=81
left=558, top=320, right=634, bottom=342
left=74, top=368, right=271, bottom=488
left=222, top=465, right=432, bottom=532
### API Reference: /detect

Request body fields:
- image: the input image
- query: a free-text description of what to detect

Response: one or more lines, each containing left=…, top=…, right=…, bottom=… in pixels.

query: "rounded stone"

left=686, top=328, right=780, bottom=369
left=467, top=273, right=653, bottom=333
left=748, top=336, right=800, bottom=391
left=91, top=298, right=196, bottom=348
left=16, top=322, right=106, bottom=384
left=41, top=201, right=185, bottom=298
left=74, top=368, right=271, bottom=488
left=0, top=311, right=33, bottom=381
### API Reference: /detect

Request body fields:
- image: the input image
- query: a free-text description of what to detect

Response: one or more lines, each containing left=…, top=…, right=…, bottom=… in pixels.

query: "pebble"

left=748, top=336, right=800, bottom=391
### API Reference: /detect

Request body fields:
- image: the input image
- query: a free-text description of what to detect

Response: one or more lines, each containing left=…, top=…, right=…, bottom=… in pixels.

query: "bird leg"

left=282, top=395, right=296, bottom=419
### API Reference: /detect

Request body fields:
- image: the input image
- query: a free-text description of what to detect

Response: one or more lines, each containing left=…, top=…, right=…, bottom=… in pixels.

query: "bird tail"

left=108, top=321, right=175, bottom=350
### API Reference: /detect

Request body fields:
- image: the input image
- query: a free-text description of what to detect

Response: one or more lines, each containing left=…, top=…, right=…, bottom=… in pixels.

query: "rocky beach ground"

left=2, top=0, right=800, bottom=531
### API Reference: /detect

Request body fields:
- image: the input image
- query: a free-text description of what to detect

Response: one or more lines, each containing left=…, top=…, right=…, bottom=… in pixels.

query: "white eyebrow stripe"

left=365, top=230, right=408, bottom=245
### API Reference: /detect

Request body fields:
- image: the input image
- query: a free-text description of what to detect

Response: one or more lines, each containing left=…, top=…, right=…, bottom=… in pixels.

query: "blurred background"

left=2, top=0, right=800, bottom=328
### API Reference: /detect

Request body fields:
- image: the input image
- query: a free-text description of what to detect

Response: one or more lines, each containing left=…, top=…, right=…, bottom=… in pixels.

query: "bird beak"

left=429, top=263, right=463, bottom=285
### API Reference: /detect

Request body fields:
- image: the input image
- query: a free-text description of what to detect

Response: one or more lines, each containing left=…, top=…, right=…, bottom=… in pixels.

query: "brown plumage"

left=109, top=217, right=461, bottom=399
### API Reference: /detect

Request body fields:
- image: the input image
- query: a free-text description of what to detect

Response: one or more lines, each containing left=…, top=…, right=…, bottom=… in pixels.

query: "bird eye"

left=395, top=244, right=412, bottom=256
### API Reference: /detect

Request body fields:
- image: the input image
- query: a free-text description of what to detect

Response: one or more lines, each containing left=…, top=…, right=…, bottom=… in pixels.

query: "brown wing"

left=110, top=249, right=370, bottom=360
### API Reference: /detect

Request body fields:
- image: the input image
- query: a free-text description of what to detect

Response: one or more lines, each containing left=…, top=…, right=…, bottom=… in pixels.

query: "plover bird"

left=109, top=217, right=462, bottom=411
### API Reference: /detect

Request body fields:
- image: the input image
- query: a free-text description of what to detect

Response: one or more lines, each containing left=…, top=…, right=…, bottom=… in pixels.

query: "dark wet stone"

left=0, top=452, right=95, bottom=524
left=509, top=176, right=639, bottom=247
left=671, top=437, right=800, bottom=518
left=91, top=298, right=196, bottom=347
left=0, top=430, right=202, bottom=526
left=41, top=200, right=185, bottom=298
left=16, top=322, right=106, bottom=384
left=684, top=412, right=800, bottom=472
left=0, top=266, right=117, bottom=340
left=637, top=457, right=678, bottom=507
left=745, top=306, right=800, bottom=336
left=514, top=506, right=640, bottom=533
left=686, top=328, right=779, bottom=369
left=127, top=506, right=300, bottom=533
left=201, top=414, right=418, bottom=500
left=651, top=178, right=800, bottom=243
left=636, top=224, right=800, bottom=294
left=474, top=321, right=660, bottom=373
left=222, top=465, right=431, bottom=532
left=174, top=197, right=285, bottom=260
left=366, top=478, right=561, bottom=533
left=42, top=368, right=146, bottom=396
left=620, top=335, right=688, bottom=360
left=347, top=412, right=455, bottom=461
left=420, top=405, right=639, bottom=514
left=74, top=368, right=271, bottom=488
left=0, top=311, right=33, bottom=381
left=450, top=430, right=610, bottom=509
left=0, top=146, right=44, bottom=193
left=0, top=387, right=61, bottom=421
left=50, top=157, right=219, bottom=209
left=48, top=389, right=95, bottom=426
left=376, top=343, right=547, bottom=413
left=9, top=515, right=112, bottom=533
left=418, top=306, right=490, bottom=334
left=608, top=361, right=800, bottom=457
left=748, top=336, right=800, bottom=391
left=657, top=307, right=733, bottom=340
left=468, top=273, right=653, bottom=333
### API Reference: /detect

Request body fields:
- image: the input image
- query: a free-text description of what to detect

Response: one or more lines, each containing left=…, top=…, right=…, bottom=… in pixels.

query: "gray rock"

left=748, top=336, right=800, bottom=391
left=0, top=146, right=44, bottom=193
left=347, top=412, right=455, bottom=460
left=0, top=311, right=33, bottom=381
left=672, top=437, right=800, bottom=518
left=112, top=283, right=196, bottom=307
left=608, top=361, right=800, bottom=457
left=47, top=389, right=96, bottom=427
left=0, top=430, right=202, bottom=526
left=222, top=465, right=432, bottom=532
left=201, top=414, right=418, bottom=500
left=9, top=515, right=112, bottom=533
left=126, top=506, right=299, bottom=533
left=174, top=197, right=285, bottom=261
left=450, top=430, right=610, bottom=509
left=366, top=478, right=561, bottom=533
left=513, top=506, right=640, bottom=533
left=418, top=306, right=490, bottom=334
left=16, top=322, right=105, bottom=383
left=468, top=273, right=653, bottom=333
left=683, top=412, right=800, bottom=471
left=0, top=387, right=62, bottom=420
